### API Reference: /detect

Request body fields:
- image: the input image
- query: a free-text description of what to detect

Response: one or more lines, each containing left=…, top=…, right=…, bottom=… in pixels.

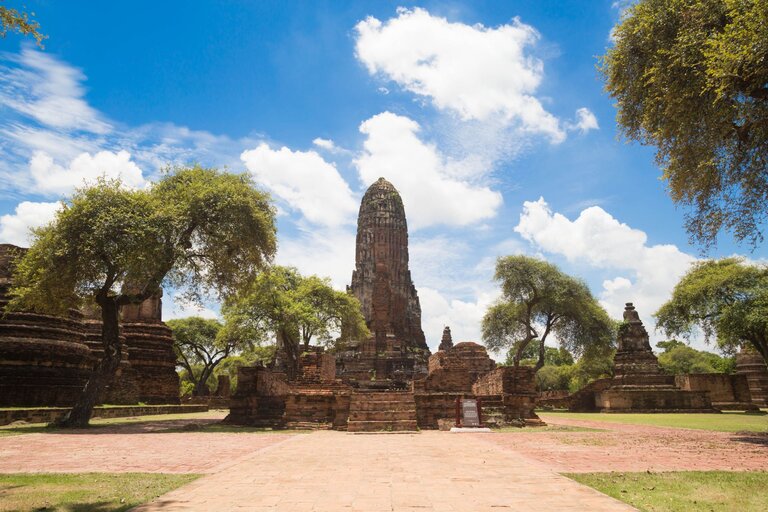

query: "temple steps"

left=347, top=391, right=418, bottom=432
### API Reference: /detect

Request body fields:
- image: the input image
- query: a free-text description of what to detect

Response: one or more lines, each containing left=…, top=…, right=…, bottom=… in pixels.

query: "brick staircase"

left=347, top=391, right=418, bottom=432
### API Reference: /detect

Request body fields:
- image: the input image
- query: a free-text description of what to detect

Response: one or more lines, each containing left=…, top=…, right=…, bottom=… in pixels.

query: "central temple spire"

left=348, top=177, right=427, bottom=351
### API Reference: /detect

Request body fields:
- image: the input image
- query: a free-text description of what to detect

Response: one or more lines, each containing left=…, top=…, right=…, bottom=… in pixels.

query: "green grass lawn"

left=567, top=471, right=768, bottom=512
left=540, top=410, right=768, bottom=432
left=0, top=472, right=199, bottom=512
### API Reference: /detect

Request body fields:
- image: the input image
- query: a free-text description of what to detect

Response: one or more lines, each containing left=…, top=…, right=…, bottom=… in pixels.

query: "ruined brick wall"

left=472, top=366, right=537, bottom=396
left=675, top=373, right=753, bottom=405
left=420, top=342, right=496, bottom=392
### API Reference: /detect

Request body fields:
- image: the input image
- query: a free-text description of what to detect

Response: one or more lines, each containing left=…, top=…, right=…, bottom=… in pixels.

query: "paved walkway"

left=132, top=431, right=636, bottom=512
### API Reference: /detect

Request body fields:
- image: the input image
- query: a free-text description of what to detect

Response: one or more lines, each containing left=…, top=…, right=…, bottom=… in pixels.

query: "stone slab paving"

left=132, top=431, right=636, bottom=512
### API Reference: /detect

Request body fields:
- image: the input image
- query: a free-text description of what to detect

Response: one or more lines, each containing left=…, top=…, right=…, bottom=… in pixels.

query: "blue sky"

left=1, top=1, right=764, bottom=353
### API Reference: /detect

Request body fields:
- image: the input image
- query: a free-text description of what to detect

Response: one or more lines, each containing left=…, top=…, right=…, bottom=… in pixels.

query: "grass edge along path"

left=0, top=472, right=200, bottom=512
left=540, top=410, right=768, bottom=432
left=566, top=470, right=768, bottom=512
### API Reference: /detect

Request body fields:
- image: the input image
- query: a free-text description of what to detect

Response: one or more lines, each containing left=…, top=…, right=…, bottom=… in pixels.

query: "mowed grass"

left=0, top=472, right=199, bottom=512
left=567, top=471, right=768, bottom=512
left=540, top=410, right=768, bottom=432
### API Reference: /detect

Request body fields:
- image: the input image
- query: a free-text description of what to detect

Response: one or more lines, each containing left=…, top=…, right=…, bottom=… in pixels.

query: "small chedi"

left=227, top=178, right=541, bottom=430
left=0, top=243, right=179, bottom=407
left=570, top=303, right=716, bottom=412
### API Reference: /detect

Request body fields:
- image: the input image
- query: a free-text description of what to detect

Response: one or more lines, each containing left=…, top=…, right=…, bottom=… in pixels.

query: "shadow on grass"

left=1, top=419, right=308, bottom=436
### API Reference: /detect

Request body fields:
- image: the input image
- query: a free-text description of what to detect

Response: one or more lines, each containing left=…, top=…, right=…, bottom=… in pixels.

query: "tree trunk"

left=58, top=297, right=122, bottom=428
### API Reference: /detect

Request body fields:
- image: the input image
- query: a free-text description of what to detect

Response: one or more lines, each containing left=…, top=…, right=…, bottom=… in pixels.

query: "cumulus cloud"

left=241, top=143, right=358, bottom=227
left=162, top=291, right=220, bottom=321
left=29, top=150, right=146, bottom=196
left=514, top=197, right=696, bottom=324
left=0, top=201, right=61, bottom=246
left=567, top=108, right=599, bottom=134
left=312, top=138, right=336, bottom=151
left=418, top=286, right=498, bottom=353
left=355, top=7, right=565, bottom=142
left=355, top=112, right=502, bottom=229
left=276, top=226, right=356, bottom=290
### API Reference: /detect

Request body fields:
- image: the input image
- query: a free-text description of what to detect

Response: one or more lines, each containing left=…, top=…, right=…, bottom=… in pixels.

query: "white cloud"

left=276, top=226, right=356, bottom=290
left=418, top=286, right=498, bottom=354
left=241, top=143, right=358, bottom=227
left=162, top=291, right=220, bottom=321
left=312, top=138, right=336, bottom=151
left=29, top=150, right=146, bottom=196
left=0, top=201, right=61, bottom=246
left=514, top=197, right=696, bottom=326
left=0, top=48, right=111, bottom=134
left=355, top=111, right=502, bottom=229
left=568, top=107, right=599, bottom=134
left=355, top=7, right=565, bottom=142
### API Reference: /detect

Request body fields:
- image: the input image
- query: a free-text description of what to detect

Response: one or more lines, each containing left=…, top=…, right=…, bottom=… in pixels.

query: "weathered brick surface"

left=0, top=244, right=180, bottom=407
left=0, top=404, right=208, bottom=426
left=736, top=349, right=768, bottom=407
left=675, top=373, right=756, bottom=410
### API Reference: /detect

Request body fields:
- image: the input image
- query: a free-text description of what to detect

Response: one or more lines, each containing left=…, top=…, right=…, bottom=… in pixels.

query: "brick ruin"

left=227, top=178, right=541, bottom=430
left=735, top=348, right=768, bottom=407
left=0, top=243, right=179, bottom=406
left=336, top=177, right=429, bottom=386
left=569, top=303, right=716, bottom=412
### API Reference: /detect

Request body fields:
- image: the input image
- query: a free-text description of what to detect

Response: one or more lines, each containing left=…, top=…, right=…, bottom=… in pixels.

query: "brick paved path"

left=132, top=431, right=636, bottom=512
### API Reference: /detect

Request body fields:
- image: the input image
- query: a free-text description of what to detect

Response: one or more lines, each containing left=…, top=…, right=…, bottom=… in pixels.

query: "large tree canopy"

left=222, top=266, right=369, bottom=379
left=601, top=0, right=768, bottom=248
left=655, top=257, right=768, bottom=366
left=482, top=255, right=615, bottom=371
left=9, top=167, right=276, bottom=426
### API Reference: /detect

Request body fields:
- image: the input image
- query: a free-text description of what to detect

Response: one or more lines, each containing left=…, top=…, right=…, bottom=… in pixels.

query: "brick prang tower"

left=349, top=177, right=428, bottom=352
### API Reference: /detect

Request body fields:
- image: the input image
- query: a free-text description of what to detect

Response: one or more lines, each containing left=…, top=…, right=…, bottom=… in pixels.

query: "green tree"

left=601, top=0, right=768, bottom=248
left=482, top=255, right=615, bottom=371
left=655, top=341, right=736, bottom=374
left=655, top=257, right=768, bottom=368
left=510, top=340, right=575, bottom=367
left=222, top=266, right=369, bottom=379
left=1, top=2, right=45, bottom=46
left=169, top=317, right=238, bottom=397
left=9, top=167, right=276, bottom=427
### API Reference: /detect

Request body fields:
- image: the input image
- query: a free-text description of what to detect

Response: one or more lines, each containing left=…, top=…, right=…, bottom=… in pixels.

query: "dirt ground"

left=0, top=412, right=294, bottom=474
left=477, top=416, right=768, bottom=473
left=1, top=412, right=767, bottom=476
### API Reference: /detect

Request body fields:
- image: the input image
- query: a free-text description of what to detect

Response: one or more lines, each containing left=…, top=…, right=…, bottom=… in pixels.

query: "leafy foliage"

left=655, top=257, right=768, bottom=366
left=482, top=255, right=615, bottom=371
left=8, top=167, right=276, bottom=426
left=169, top=317, right=232, bottom=397
left=0, top=3, right=45, bottom=46
left=601, top=0, right=768, bottom=248
left=655, top=340, right=736, bottom=374
left=222, top=266, right=369, bottom=378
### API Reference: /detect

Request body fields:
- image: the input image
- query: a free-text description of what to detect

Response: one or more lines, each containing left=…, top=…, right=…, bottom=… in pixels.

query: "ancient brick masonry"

left=736, top=349, right=768, bottom=407
left=0, top=243, right=179, bottom=406
left=0, top=244, right=92, bottom=406
left=338, top=178, right=429, bottom=385
left=571, top=303, right=714, bottom=412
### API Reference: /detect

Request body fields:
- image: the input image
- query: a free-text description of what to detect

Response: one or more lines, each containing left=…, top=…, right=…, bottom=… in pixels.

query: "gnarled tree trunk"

left=58, top=296, right=122, bottom=428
